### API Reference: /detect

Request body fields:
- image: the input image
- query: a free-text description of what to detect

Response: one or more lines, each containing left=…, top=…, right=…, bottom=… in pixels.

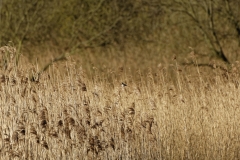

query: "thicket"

left=162, top=0, right=240, bottom=63
left=0, top=0, right=162, bottom=49
left=0, top=0, right=240, bottom=63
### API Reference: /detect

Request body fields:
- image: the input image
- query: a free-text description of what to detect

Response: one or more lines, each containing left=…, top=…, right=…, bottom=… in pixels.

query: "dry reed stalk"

left=0, top=45, right=240, bottom=159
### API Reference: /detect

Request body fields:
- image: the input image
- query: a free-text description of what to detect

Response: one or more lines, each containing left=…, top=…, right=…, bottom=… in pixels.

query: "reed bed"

left=0, top=46, right=240, bottom=159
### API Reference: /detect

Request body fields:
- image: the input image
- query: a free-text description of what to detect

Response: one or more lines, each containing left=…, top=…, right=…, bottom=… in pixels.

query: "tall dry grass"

left=0, top=46, right=240, bottom=159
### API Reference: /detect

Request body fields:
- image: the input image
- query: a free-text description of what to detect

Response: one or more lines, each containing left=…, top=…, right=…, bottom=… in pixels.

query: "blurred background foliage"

left=0, top=0, right=240, bottom=72
left=0, top=0, right=162, bottom=48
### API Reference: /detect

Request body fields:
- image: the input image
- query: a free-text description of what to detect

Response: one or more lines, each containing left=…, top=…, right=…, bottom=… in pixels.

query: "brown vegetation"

left=0, top=1, right=240, bottom=159
left=1, top=0, right=239, bottom=64
left=0, top=46, right=240, bottom=159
